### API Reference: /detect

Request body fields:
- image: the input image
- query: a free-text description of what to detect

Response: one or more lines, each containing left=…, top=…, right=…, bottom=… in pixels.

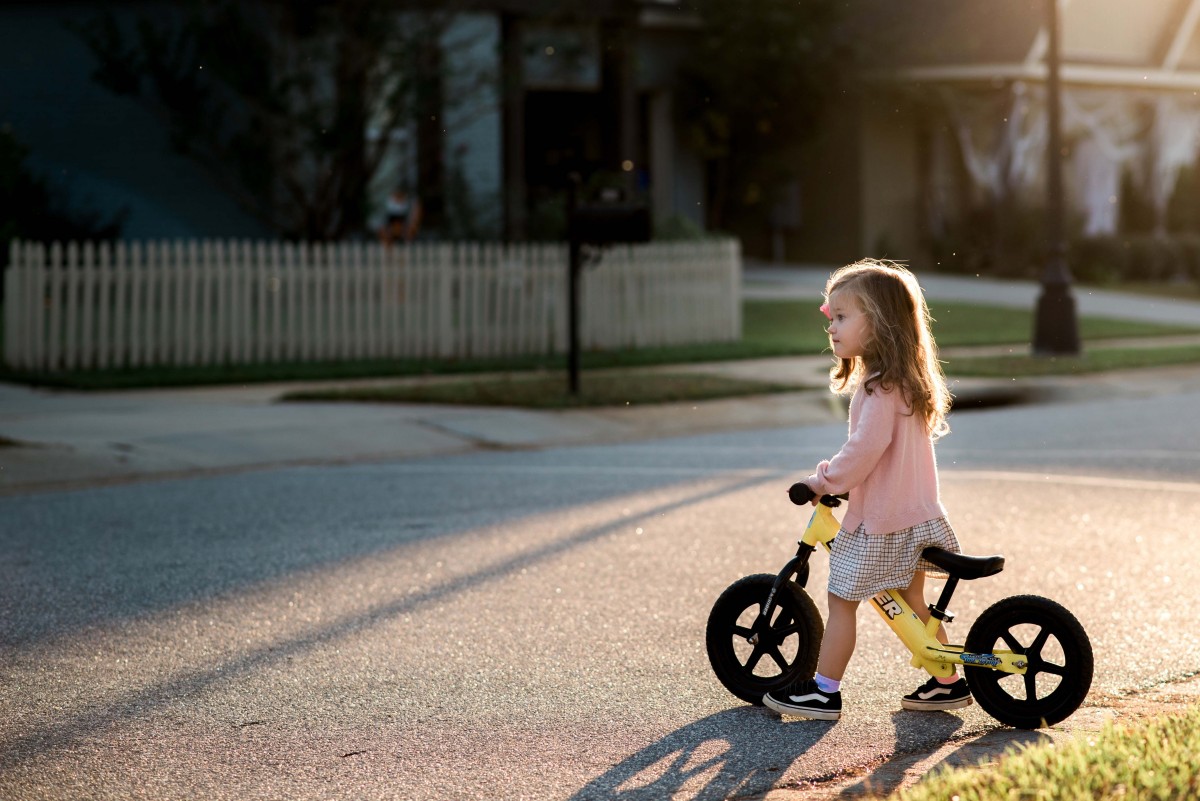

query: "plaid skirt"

left=827, top=517, right=960, bottom=602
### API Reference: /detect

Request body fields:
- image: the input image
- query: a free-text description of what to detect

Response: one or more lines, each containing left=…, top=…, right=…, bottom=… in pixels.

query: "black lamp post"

left=565, top=175, right=651, bottom=395
left=1033, top=0, right=1081, bottom=356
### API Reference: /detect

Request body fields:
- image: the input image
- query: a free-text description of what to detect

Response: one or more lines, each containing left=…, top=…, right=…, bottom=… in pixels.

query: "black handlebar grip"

left=788, top=482, right=815, bottom=505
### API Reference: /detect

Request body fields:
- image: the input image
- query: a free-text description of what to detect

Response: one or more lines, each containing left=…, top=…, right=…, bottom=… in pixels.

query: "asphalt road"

left=4, top=388, right=1200, bottom=800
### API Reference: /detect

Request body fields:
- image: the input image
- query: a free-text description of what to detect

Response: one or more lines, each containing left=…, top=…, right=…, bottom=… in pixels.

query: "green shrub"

left=1125, top=236, right=1176, bottom=282
left=655, top=213, right=709, bottom=241
left=933, top=226, right=1200, bottom=287
left=1175, top=234, right=1200, bottom=282
left=1068, top=235, right=1126, bottom=284
left=927, top=189, right=1200, bottom=287
left=1067, top=234, right=1200, bottom=286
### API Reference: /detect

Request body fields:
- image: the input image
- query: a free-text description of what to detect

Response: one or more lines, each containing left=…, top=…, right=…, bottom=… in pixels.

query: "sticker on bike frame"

left=961, top=653, right=1003, bottom=668
left=872, top=591, right=904, bottom=621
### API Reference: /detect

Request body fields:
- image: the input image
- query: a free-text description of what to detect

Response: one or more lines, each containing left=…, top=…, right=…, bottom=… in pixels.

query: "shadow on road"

left=565, top=707, right=1045, bottom=801
left=833, top=712, right=1046, bottom=798
left=1, top=467, right=786, bottom=770
left=565, top=707, right=834, bottom=801
left=0, top=449, right=790, bottom=646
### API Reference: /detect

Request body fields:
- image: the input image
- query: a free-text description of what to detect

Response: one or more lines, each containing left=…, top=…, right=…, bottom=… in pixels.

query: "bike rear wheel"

left=964, top=594, right=1093, bottom=729
left=705, top=574, right=823, bottom=705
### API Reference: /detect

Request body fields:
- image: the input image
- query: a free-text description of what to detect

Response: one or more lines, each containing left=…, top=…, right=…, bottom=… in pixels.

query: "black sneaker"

left=763, top=679, right=842, bottom=720
left=901, top=676, right=972, bottom=711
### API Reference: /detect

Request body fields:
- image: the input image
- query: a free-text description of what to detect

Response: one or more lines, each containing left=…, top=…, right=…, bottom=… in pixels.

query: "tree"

left=0, top=126, right=126, bottom=284
left=677, top=0, right=844, bottom=241
left=72, top=1, right=472, bottom=240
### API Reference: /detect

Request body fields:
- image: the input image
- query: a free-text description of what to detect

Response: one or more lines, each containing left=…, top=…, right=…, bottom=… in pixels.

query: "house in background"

left=0, top=0, right=707, bottom=245
left=803, top=0, right=1200, bottom=269
left=492, top=0, right=708, bottom=241
left=12, top=0, right=1200, bottom=272
left=392, top=0, right=708, bottom=242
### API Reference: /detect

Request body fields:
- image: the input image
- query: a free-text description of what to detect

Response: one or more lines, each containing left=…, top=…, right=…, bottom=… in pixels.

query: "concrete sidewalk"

left=4, top=266, right=1200, bottom=496
left=0, top=362, right=844, bottom=495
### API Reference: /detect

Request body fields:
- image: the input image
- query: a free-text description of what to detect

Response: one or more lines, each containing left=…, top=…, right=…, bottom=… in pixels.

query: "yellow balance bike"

left=706, top=492, right=1093, bottom=729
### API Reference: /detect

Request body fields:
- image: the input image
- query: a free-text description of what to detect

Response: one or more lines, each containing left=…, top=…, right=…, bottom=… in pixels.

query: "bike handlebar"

left=788, top=482, right=848, bottom=508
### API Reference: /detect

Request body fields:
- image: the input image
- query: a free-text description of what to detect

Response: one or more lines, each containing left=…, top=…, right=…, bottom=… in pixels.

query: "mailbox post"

left=565, top=176, right=651, bottom=395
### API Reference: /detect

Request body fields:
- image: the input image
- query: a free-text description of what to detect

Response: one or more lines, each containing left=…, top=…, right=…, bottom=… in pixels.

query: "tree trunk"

left=416, top=38, right=445, bottom=232
left=331, top=8, right=371, bottom=239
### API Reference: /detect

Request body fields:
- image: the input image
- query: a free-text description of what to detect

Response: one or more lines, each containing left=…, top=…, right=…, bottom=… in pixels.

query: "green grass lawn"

left=758, top=298, right=1200, bottom=351
left=883, top=704, right=1200, bottom=801
left=277, top=300, right=1200, bottom=408
left=3, top=298, right=1199, bottom=392
left=949, top=343, right=1200, bottom=377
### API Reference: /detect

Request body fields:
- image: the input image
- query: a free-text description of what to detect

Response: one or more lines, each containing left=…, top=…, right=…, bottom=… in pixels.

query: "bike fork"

left=749, top=547, right=813, bottom=645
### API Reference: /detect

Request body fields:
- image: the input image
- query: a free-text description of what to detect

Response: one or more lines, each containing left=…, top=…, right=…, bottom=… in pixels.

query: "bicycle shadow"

left=565, top=706, right=1046, bottom=801
left=832, top=711, right=1047, bottom=798
left=565, top=706, right=835, bottom=801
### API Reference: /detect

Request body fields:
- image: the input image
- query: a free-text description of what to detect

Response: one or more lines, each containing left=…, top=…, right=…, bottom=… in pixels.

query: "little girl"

left=763, top=259, right=969, bottom=721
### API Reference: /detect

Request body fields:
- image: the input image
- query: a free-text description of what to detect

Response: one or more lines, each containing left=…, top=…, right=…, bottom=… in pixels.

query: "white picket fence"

left=2, top=238, right=741, bottom=372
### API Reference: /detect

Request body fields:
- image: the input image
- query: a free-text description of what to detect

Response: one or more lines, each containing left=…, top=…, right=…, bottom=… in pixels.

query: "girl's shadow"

left=566, top=706, right=835, bottom=801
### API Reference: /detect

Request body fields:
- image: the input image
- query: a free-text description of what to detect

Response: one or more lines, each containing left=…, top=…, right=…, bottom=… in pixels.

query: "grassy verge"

left=282, top=344, right=1200, bottom=408
left=884, top=705, right=1200, bottom=801
left=948, top=343, right=1200, bottom=377
left=3, top=299, right=1198, bottom=391
left=285, top=372, right=809, bottom=409
left=1104, top=281, right=1200, bottom=301
left=747, top=299, right=1200, bottom=352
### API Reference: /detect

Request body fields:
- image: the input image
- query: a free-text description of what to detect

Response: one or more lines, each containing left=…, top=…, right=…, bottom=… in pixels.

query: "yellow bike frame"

left=802, top=503, right=1028, bottom=678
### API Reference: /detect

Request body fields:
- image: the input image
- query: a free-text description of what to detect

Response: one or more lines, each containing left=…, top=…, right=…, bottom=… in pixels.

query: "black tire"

left=964, top=595, right=1093, bottom=729
left=705, top=573, right=823, bottom=705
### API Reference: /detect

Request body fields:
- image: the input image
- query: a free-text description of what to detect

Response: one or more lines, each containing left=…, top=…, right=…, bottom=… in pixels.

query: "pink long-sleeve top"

left=804, top=382, right=946, bottom=536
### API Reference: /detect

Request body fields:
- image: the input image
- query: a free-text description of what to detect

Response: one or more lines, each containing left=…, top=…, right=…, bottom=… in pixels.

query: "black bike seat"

left=921, top=547, right=1005, bottom=580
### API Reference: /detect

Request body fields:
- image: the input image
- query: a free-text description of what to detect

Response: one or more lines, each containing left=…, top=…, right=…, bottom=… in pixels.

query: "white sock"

left=815, top=673, right=841, bottom=693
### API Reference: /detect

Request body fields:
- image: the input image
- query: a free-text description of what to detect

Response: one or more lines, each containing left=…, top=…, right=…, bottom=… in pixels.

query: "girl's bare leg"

left=900, top=570, right=962, bottom=682
left=815, top=594, right=860, bottom=681
left=899, top=570, right=948, bottom=645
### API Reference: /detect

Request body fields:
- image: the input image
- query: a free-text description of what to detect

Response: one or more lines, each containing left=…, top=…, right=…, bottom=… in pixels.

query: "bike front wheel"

left=964, top=594, right=1093, bottom=729
left=705, top=574, right=823, bottom=705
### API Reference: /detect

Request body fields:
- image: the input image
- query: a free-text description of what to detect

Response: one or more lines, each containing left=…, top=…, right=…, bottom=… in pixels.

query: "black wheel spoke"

left=1024, top=671, right=1038, bottom=700
left=1001, top=631, right=1024, bottom=653
left=744, top=644, right=766, bottom=672
left=732, top=625, right=754, bottom=639
left=768, top=648, right=790, bottom=672
left=773, top=622, right=801, bottom=638
left=1039, top=661, right=1067, bottom=677
left=1029, top=627, right=1051, bottom=658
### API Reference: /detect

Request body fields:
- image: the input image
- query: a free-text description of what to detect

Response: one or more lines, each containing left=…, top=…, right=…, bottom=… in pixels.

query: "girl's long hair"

left=826, top=259, right=952, bottom=439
